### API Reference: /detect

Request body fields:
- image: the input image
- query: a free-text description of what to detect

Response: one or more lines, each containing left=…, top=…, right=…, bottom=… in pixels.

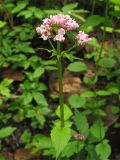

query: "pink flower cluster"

left=36, top=14, right=79, bottom=42
left=36, top=14, right=91, bottom=44
left=77, top=31, right=92, bottom=45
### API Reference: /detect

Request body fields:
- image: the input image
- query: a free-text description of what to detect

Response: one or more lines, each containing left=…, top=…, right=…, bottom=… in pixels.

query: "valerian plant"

left=36, top=14, right=91, bottom=159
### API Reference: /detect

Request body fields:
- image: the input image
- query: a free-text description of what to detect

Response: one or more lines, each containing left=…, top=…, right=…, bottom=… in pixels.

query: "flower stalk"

left=57, top=41, right=64, bottom=128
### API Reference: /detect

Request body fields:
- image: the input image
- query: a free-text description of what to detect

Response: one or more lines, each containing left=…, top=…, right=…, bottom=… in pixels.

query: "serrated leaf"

left=90, top=120, right=106, bottom=141
left=32, top=92, right=48, bottom=106
left=96, top=140, right=111, bottom=160
left=23, top=92, right=32, bottom=105
left=62, top=141, right=84, bottom=158
left=51, top=125, right=71, bottom=158
left=33, top=67, right=45, bottom=78
left=56, top=104, right=72, bottom=120
left=32, top=134, right=52, bottom=150
left=69, top=94, right=85, bottom=108
left=67, top=62, right=88, bottom=72
left=0, top=127, right=16, bottom=138
left=12, top=1, right=28, bottom=14
left=74, top=110, right=89, bottom=137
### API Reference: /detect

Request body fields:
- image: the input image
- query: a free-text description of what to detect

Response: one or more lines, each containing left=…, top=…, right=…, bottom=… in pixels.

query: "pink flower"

left=58, top=28, right=65, bottom=35
left=36, top=14, right=79, bottom=41
left=54, top=34, right=65, bottom=42
left=77, top=31, right=91, bottom=45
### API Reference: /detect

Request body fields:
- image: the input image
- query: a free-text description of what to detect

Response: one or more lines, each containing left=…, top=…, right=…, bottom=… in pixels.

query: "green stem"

left=62, top=43, right=77, bottom=54
left=48, top=39, right=56, bottom=52
left=76, top=141, right=80, bottom=160
left=91, top=0, right=96, bottom=15
left=98, top=0, right=109, bottom=60
left=57, top=41, right=64, bottom=128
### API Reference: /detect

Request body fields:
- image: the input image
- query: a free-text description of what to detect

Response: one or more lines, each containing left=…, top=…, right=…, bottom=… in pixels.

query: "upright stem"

left=91, top=0, right=96, bottom=15
left=57, top=41, right=64, bottom=128
left=98, top=0, right=109, bottom=60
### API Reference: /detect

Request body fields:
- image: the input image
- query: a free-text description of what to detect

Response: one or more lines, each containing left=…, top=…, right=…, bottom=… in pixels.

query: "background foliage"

left=0, top=0, right=120, bottom=159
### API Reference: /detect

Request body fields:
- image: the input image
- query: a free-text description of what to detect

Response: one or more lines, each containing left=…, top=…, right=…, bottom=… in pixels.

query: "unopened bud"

left=74, top=133, right=85, bottom=141
left=84, top=70, right=95, bottom=78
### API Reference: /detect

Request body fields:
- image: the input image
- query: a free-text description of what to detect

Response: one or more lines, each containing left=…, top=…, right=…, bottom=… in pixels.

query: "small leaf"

left=56, top=104, right=72, bottom=120
left=90, top=119, right=106, bottom=141
left=20, top=130, right=31, bottom=143
left=74, top=110, right=89, bottom=137
left=32, top=92, right=48, bottom=106
left=85, top=15, right=104, bottom=27
left=23, top=92, right=32, bottom=105
left=62, top=3, right=78, bottom=12
left=12, top=1, right=28, bottom=14
left=111, top=106, right=120, bottom=114
left=33, top=67, right=45, bottom=78
left=99, top=57, right=116, bottom=68
left=62, top=141, right=84, bottom=158
left=32, top=134, right=52, bottom=150
left=96, top=140, right=111, bottom=160
left=69, top=94, right=85, bottom=108
left=51, top=125, right=71, bottom=158
left=81, top=91, right=95, bottom=97
left=0, top=127, right=16, bottom=138
left=0, top=21, right=6, bottom=28
left=17, top=10, right=32, bottom=18
left=67, top=62, right=88, bottom=72
left=96, top=90, right=111, bottom=96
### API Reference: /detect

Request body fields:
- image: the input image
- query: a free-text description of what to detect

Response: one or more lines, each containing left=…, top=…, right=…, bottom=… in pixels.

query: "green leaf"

left=56, top=104, right=72, bottom=120
left=90, top=120, right=106, bottom=141
left=12, top=1, right=28, bottom=14
left=17, top=10, right=32, bottom=18
left=69, top=94, right=85, bottom=108
left=67, top=62, right=88, bottom=72
left=0, top=21, right=6, bottom=28
left=0, top=86, right=11, bottom=97
left=23, top=92, right=32, bottom=105
left=51, top=125, right=71, bottom=158
left=32, top=134, right=52, bottom=150
left=111, top=106, right=120, bottom=114
left=74, top=110, right=89, bottom=137
left=96, top=90, right=111, bottom=96
left=108, top=87, right=119, bottom=94
left=33, top=9, right=44, bottom=19
left=111, top=0, right=120, bottom=5
left=62, top=3, right=78, bottom=12
left=26, top=109, right=36, bottom=118
left=32, top=92, right=48, bottom=106
left=81, top=91, right=95, bottom=97
left=62, top=141, right=84, bottom=158
left=96, top=140, right=111, bottom=160
left=33, top=67, right=45, bottom=78
left=85, top=15, right=104, bottom=27
left=0, top=155, right=5, bottom=160
left=99, top=57, right=116, bottom=68
left=20, top=130, right=31, bottom=143
left=86, top=145, right=99, bottom=160
left=1, top=79, right=13, bottom=86
left=0, top=127, right=16, bottom=139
